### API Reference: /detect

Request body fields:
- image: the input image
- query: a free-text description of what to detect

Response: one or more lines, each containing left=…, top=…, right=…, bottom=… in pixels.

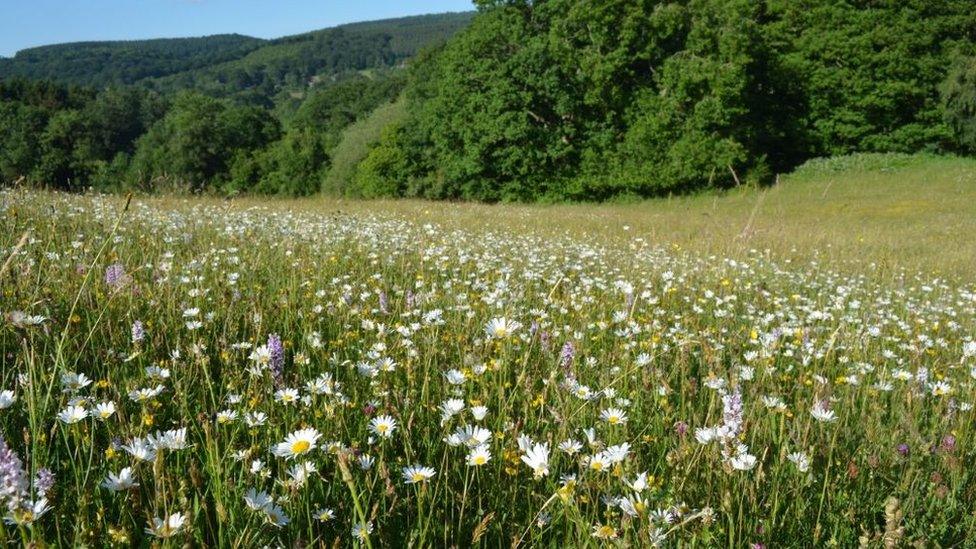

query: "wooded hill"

left=2, top=3, right=975, bottom=202
left=0, top=13, right=474, bottom=105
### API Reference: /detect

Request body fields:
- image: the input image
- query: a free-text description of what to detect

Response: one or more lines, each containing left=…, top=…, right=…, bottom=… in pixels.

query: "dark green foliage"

left=0, top=35, right=265, bottom=86
left=227, top=129, right=327, bottom=197
left=381, top=6, right=583, bottom=200
left=0, top=73, right=401, bottom=195
left=0, top=79, right=165, bottom=189
left=81, top=87, right=168, bottom=159
left=367, top=0, right=800, bottom=200
left=0, top=78, right=94, bottom=109
left=766, top=0, right=975, bottom=155
left=942, top=54, right=976, bottom=152
left=128, top=93, right=280, bottom=191
left=0, top=101, right=48, bottom=183
left=0, top=14, right=470, bottom=195
left=360, top=1, right=976, bottom=201
left=34, top=109, right=91, bottom=190
left=0, top=15, right=457, bottom=194
left=609, top=0, right=789, bottom=196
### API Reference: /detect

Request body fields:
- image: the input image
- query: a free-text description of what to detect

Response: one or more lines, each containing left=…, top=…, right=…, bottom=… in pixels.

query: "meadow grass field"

left=1, top=154, right=975, bottom=547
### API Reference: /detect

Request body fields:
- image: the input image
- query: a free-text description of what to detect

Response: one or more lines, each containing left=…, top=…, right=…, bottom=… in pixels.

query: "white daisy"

left=272, top=428, right=321, bottom=459
left=402, top=464, right=436, bottom=484
left=368, top=415, right=397, bottom=438
left=57, top=405, right=88, bottom=424
left=145, top=512, right=186, bottom=538
left=101, top=467, right=138, bottom=492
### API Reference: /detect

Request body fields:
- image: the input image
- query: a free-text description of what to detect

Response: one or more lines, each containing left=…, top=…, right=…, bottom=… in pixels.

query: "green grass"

left=308, top=153, right=976, bottom=279
left=0, top=154, right=974, bottom=546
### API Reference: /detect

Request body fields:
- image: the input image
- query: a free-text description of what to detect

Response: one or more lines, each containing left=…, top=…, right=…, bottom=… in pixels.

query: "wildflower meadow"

left=1, top=184, right=975, bottom=546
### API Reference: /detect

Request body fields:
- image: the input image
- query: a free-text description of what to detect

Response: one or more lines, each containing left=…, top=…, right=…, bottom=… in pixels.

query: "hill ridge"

left=0, top=12, right=474, bottom=91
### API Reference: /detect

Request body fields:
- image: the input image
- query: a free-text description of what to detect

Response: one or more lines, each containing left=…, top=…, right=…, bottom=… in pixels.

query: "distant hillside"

left=0, top=34, right=265, bottom=86
left=0, top=12, right=475, bottom=102
left=0, top=12, right=476, bottom=196
left=146, top=13, right=475, bottom=103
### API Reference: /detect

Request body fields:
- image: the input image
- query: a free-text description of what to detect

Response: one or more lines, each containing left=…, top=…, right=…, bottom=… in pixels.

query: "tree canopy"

left=354, top=0, right=976, bottom=201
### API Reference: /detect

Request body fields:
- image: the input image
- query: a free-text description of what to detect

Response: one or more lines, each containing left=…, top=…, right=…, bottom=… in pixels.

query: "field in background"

left=159, top=153, right=976, bottom=278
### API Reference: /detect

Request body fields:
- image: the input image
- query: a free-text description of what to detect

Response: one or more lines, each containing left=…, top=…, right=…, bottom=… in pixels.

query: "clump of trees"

left=127, top=93, right=281, bottom=192
left=0, top=74, right=403, bottom=194
left=353, top=0, right=976, bottom=201
left=0, top=80, right=165, bottom=190
left=0, top=13, right=456, bottom=195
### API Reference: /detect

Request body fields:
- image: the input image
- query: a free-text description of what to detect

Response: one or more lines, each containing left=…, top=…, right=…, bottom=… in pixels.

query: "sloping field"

left=195, top=153, right=976, bottom=278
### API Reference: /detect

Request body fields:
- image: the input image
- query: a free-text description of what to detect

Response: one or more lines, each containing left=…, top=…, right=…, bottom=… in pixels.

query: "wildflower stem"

left=337, top=453, right=373, bottom=549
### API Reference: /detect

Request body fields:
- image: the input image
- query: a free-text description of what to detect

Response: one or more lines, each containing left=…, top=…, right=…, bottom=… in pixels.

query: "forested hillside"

left=0, top=13, right=473, bottom=104
left=1, top=3, right=975, bottom=201
left=144, top=13, right=475, bottom=105
left=0, top=13, right=470, bottom=195
left=0, top=34, right=265, bottom=86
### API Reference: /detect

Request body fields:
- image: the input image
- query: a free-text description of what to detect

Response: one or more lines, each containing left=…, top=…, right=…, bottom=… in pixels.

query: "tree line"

left=1, top=2, right=974, bottom=201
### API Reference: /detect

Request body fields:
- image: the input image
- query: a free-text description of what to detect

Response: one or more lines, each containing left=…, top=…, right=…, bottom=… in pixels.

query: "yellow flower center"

left=411, top=472, right=425, bottom=482
left=291, top=440, right=311, bottom=454
left=473, top=456, right=487, bottom=465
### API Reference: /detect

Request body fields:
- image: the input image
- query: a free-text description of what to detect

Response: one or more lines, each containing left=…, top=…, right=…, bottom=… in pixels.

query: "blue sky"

left=0, top=0, right=475, bottom=57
